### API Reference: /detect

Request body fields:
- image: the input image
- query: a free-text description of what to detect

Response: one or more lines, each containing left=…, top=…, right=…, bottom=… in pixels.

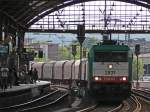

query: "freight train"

left=31, top=40, right=133, bottom=101
left=31, top=59, right=87, bottom=84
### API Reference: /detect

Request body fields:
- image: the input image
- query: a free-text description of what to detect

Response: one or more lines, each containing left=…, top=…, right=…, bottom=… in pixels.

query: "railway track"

left=75, top=103, right=123, bottom=112
left=0, top=89, right=68, bottom=112
left=132, top=89, right=150, bottom=103
left=1, top=86, right=149, bottom=112
left=130, top=95, right=142, bottom=112
left=132, top=88, right=150, bottom=111
left=74, top=94, right=143, bottom=112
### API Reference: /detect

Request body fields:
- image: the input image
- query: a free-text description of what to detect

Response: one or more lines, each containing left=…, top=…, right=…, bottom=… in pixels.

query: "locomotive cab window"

left=94, top=51, right=128, bottom=62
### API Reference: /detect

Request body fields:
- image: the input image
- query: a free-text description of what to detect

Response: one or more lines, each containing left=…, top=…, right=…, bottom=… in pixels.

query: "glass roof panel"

left=30, top=1, right=150, bottom=31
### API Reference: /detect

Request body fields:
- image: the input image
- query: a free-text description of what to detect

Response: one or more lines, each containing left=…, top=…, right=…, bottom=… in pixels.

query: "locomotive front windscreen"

left=94, top=51, right=128, bottom=62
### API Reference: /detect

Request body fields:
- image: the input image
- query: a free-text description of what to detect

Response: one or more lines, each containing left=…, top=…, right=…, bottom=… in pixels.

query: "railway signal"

left=135, top=44, right=140, bottom=89
left=38, top=50, right=43, bottom=58
left=77, top=24, right=85, bottom=82
left=76, top=24, right=86, bottom=97
left=72, top=44, right=77, bottom=57
left=135, top=44, right=140, bottom=56
left=77, top=24, right=85, bottom=45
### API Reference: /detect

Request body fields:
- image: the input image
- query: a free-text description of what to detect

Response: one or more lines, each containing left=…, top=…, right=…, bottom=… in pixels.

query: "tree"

left=69, top=37, right=99, bottom=60
left=83, top=37, right=98, bottom=49
left=132, top=56, right=144, bottom=80
left=68, top=40, right=81, bottom=60
left=58, top=46, right=69, bottom=60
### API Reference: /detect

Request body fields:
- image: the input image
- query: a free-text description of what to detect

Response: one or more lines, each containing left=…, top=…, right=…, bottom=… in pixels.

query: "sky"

left=25, top=33, right=150, bottom=45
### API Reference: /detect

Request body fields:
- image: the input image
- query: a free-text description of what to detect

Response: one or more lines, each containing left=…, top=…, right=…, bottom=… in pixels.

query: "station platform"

left=0, top=81, right=51, bottom=107
left=132, top=80, right=150, bottom=89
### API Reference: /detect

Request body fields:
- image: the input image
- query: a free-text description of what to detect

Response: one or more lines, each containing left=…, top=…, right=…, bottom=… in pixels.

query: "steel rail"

left=132, top=89, right=150, bottom=101
left=131, top=95, right=142, bottom=112
left=132, top=89, right=150, bottom=104
left=76, top=103, right=123, bottom=112
left=137, top=89, right=150, bottom=94
left=18, top=92, right=68, bottom=112
left=0, top=90, right=59, bottom=110
left=51, top=84, right=69, bottom=90
left=107, top=103, right=123, bottom=112
left=76, top=105, right=97, bottom=112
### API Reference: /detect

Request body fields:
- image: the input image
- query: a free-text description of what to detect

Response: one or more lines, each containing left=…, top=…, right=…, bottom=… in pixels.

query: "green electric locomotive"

left=88, top=40, right=133, bottom=101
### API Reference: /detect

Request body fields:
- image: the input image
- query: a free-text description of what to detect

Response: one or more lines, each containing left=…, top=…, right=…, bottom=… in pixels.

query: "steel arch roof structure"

left=1, top=0, right=150, bottom=32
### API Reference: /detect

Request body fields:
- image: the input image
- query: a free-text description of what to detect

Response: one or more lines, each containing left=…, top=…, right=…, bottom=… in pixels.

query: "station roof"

left=0, top=0, right=67, bottom=29
left=1, top=0, right=150, bottom=30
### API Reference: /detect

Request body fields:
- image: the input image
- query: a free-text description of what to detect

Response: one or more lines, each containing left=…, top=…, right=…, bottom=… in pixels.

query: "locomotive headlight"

left=122, top=77, right=127, bottom=81
left=108, top=64, right=113, bottom=69
left=94, top=76, right=101, bottom=81
left=94, top=76, right=99, bottom=81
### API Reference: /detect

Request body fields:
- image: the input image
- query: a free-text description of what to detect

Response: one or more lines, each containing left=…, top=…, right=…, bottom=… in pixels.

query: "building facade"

left=24, top=42, right=58, bottom=61
left=139, top=53, right=150, bottom=76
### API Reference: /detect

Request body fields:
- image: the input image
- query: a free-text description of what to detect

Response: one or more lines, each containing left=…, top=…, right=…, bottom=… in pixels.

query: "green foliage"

left=75, top=46, right=80, bottom=59
left=34, top=52, right=47, bottom=62
left=83, top=37, right=98, bottom=49
left=57, top=45, right=83, bottom=60
left=58, top=46, right=72, bottom=60
left=132, top=56, right=144, bottom=80
left=57, top=37, right=99, bottom=60
left=70, top=37, right=99, bottom=59
left=34, top=57, right=46, bottom=62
